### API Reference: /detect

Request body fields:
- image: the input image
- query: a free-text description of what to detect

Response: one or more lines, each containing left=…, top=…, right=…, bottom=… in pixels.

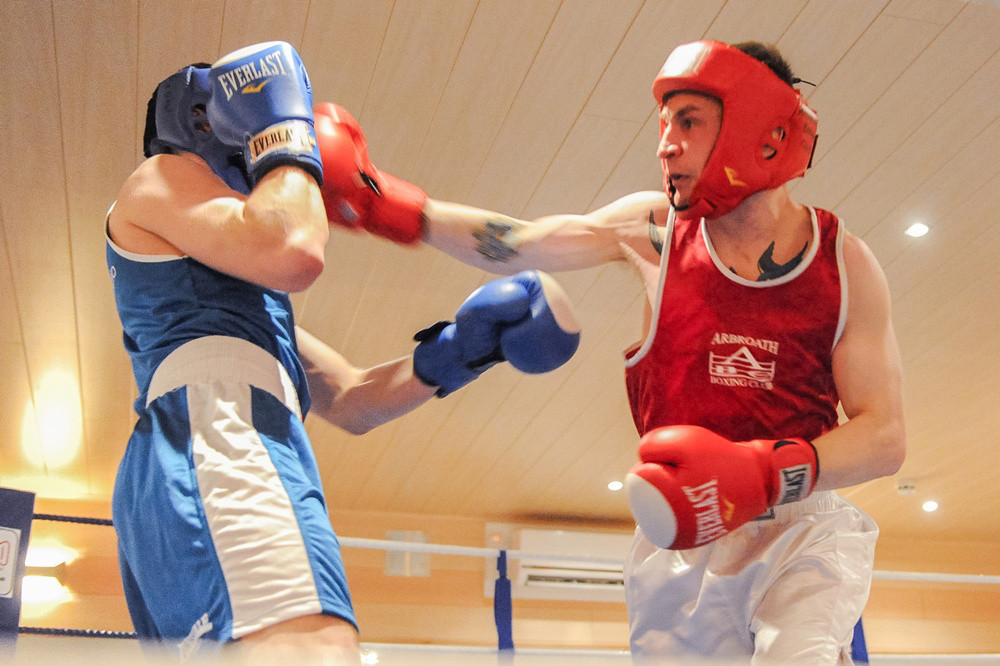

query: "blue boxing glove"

left=206, top=41, right=322, bottom=188
left=413, top=270, right=581, bottom=397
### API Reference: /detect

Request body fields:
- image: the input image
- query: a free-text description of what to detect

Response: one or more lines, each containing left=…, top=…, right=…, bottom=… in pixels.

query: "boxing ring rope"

left=339, top=535, right=1000, bottom=584
left=870, top=570, right=1000, bottom=585
left=11, top=512, right=1000, bottom=662
left=32, top=513, right=1000, bottom=582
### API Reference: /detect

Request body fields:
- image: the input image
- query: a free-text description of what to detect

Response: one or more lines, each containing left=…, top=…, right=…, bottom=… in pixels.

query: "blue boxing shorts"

left=112, top=336, right=355, bottom=655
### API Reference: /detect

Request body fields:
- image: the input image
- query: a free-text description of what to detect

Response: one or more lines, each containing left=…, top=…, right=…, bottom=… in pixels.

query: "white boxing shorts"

left=112, top=336, right=355, bottom=654
left=625, top=491, right=877, bottom=664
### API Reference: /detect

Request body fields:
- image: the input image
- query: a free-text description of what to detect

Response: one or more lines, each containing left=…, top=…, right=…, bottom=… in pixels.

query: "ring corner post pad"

left=493, top=549, right=515, bottom=655
left=0, top=487, right=37, bottom=652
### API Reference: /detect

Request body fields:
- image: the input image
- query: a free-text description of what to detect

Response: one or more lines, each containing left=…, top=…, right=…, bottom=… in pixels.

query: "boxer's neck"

left=705, top=187, right=812, bottom=281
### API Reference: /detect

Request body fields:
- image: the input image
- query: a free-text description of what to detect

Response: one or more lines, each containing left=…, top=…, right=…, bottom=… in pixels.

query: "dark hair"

left=731, top=41, right=796, bottom=87
left=142, top=62, right=212, bottom=158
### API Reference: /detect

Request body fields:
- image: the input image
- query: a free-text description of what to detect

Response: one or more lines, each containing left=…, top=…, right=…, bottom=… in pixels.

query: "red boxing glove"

left=624, top=425, right=818, bottom=550
left=313, top=102, right=427, bottom=244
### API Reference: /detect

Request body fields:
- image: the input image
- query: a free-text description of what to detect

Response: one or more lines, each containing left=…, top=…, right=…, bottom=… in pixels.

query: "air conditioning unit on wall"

left=484, top=523, right=633, bottom=602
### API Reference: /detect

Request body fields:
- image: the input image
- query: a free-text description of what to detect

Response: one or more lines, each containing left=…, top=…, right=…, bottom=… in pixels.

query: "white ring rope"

left=871, top=570, right=1000, bottom=585
left=872, top=656, right=1000, bottom=663
left=339, top=536, right=1000, bottom=584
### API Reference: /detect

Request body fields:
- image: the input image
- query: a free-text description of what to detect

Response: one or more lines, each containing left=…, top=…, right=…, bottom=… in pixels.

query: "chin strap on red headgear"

left=653, top=41, right=818, bottom=221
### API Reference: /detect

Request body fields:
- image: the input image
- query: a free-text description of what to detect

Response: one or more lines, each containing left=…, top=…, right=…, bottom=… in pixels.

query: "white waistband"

left=146, top=336, right=302, bottom=419
left=754, top=490, right=841, bottom=522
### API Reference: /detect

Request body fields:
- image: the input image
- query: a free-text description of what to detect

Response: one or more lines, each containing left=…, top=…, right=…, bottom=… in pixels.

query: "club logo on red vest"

left=708, top=332, right=778, bottom=390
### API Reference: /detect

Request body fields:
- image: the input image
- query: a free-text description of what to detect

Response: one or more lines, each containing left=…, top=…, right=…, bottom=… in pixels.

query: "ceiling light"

left=607, top=481, right=623, bottom=491
left=905, top=222, right=929, bottom=237
left=361, top=651, right=380, bottom=664
left=21, top=368, right=83, bottom=469
left=922, top=500, right=939, bottom=513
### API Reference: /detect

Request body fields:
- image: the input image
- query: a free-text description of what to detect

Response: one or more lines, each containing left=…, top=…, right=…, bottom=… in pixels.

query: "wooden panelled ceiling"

left=2, top=0, right=999, bottom=552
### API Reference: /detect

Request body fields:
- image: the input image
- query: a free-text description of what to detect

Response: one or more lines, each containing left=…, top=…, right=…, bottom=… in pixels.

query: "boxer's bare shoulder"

left=602, top=191, right=671, bottom=295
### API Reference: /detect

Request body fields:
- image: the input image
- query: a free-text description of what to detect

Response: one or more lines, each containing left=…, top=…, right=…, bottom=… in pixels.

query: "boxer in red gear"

left=318, top=39, right=906, bottom=664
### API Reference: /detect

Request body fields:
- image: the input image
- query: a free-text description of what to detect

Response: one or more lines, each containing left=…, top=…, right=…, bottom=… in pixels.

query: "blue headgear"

left=143, top=63, right=252, bottom=194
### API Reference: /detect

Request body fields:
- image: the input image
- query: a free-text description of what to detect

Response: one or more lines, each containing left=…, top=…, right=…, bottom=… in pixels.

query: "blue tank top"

left=106, top=224, right=310, bottom=416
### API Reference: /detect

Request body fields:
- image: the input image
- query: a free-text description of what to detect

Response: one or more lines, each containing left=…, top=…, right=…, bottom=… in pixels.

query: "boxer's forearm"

left=319, top=357, right=436, bottom=435
left=422, top=199, right=624, bottom=274
left=297, top=326, right=434, bottom=435
left=811, top=411, right=905, bottom=492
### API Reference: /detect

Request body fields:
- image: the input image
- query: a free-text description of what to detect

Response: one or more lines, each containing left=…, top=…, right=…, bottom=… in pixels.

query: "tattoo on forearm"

left=472, top=217, right=522, bottom=262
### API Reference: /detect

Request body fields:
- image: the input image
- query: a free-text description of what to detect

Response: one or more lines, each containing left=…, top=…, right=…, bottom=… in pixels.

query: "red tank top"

left=625, top=207, right=845, bottom=442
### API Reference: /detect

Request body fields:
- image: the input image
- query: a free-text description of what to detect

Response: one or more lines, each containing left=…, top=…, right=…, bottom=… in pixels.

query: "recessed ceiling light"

left=608, top=480, right=623, bottom=491
left=906, top=222, right=929, bottom=237
left=922, top=500, right=939, bottom=513
left=21, top=368, right=83, bottom=470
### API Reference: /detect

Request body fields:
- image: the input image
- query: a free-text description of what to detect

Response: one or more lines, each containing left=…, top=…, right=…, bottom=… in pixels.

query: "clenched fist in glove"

left=314, top=102, right=427, bottom=244
left=207, top=41, right=322, bottom=188
left=625, top=425, right=819, bottom=550
left=412, top=270, right=581, bottom=397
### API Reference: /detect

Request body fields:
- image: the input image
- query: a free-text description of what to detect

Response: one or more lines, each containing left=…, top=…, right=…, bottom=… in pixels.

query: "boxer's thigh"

left=625, top=530, right=755, bottom=658
left=243, top=386, right=356, bottom=635
left=112, top=382, right=356, bottom=650
left=112, top=387, right=234, bottom=645
left=750, top=500, right=878, bottom=664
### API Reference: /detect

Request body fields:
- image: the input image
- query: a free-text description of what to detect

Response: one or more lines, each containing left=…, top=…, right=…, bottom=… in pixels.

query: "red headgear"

left=652, top=41, right=818, bottom=220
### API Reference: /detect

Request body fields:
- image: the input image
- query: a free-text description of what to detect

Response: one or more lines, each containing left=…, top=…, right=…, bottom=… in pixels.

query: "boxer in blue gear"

left=109, top=40, right=580, bottom=661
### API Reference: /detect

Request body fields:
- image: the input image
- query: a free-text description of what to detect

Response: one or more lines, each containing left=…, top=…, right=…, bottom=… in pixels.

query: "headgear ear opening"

left=761, top=126, right=788, bottom=161
left=143, top=62, right=213, bottom=158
